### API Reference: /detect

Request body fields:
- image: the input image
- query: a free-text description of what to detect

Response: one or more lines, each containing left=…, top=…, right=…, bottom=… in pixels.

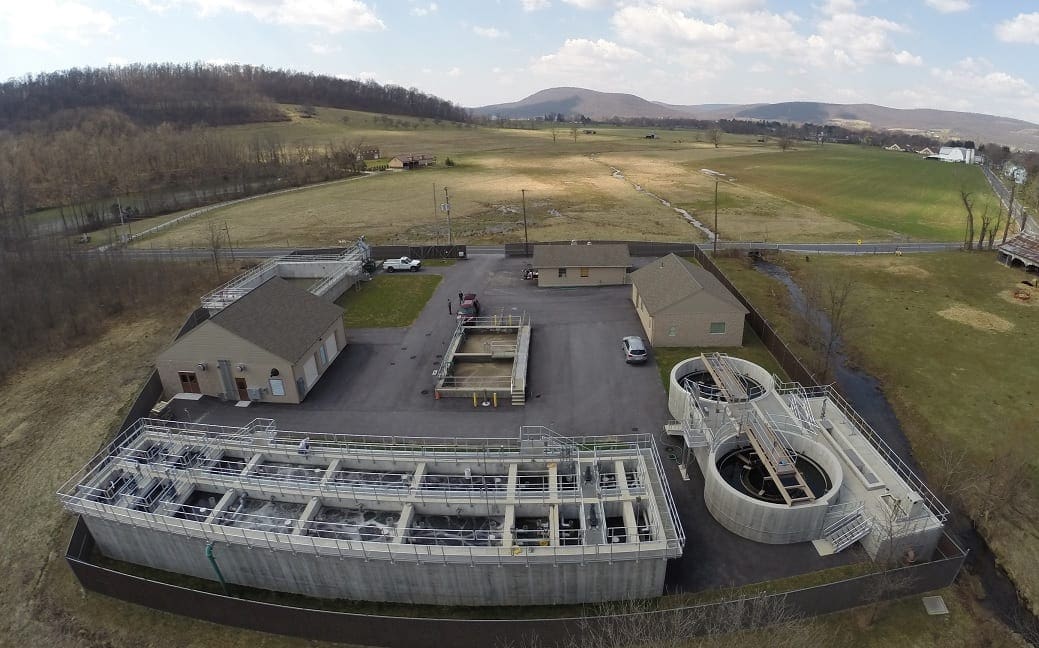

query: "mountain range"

left=473, top=87, right=1039, bottom=150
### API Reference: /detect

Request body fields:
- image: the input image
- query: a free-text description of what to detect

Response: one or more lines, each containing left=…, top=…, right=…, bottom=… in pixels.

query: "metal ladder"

left=823, top=504, right=873, bottom=553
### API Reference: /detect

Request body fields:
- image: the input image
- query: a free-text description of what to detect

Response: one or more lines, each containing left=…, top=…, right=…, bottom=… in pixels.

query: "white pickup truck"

left=382, top=256, right=422, bottom=272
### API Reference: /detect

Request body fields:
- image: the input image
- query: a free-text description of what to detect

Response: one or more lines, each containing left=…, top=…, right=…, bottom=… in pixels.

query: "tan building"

left=157, top=277, right=346, bottom=404
left=630, top=254, right=747, bottom=347
left=531, top=243, right=631, bottom=287
left=388, top=153, right=436, bottom=169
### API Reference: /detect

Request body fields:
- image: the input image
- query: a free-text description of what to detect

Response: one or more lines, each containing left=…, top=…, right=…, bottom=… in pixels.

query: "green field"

left=336, top=273, right=441, bottom=327
left=716, top=251, right=1039, bottom=615
left=703, top=146, right=992, bottom=241
left=129, top=106, right=995, bottom=249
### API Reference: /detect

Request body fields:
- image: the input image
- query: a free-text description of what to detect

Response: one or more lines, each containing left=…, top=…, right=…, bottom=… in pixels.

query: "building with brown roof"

left=998, top=232, right=1039, bottom=272
left=531, top=243, right=631, bottom=287
left=157, top=277, right=346, bottom=404
left=388, top=153, right=436, bottom=169
left=630, top=254, right=747, bottom=347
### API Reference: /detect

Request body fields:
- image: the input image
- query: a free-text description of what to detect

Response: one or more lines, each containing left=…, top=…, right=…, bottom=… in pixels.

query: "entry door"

left=303, top=356, right=319, bottom=388
left=235, top=377, right=249, bottom=401
left=178, top=371, right=200, bottom=394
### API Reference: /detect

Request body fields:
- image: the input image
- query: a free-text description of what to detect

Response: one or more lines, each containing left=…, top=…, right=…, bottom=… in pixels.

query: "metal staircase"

left=821, top=502, right=873, bottom=553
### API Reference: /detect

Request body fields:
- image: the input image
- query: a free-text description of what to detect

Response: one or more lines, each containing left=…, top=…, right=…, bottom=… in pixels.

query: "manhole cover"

left=922, top=596, right=949, bottom=616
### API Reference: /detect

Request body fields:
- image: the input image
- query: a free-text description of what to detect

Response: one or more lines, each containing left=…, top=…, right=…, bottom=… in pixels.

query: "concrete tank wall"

left=703, top=433, right=843, bottom=545
left=83, top=516, right=667, bottom=606
left=667, top=356, right=775, bottom=421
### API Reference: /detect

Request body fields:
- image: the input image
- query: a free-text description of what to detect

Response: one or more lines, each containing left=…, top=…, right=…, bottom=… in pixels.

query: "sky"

left=2, top=0, right=1039, bottom=123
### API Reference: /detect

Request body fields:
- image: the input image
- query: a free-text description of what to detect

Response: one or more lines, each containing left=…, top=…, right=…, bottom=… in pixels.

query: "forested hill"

left=0, top=63, right=469, bottom=130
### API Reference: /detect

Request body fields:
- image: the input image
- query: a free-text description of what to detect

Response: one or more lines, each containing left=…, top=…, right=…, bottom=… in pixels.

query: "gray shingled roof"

left=210, top=277, right=344, bottom=362
left=630, top=254, right=747, bottom=315
left=531, top=243, right=631, bottom=268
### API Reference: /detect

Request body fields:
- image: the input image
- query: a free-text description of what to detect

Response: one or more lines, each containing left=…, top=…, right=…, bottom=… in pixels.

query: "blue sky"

left=2, top=0, right=1039, bottom=122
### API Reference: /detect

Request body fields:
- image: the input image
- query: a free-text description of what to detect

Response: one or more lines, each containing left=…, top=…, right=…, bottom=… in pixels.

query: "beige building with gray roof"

left=157, top=277, right=346, bottom=404
left=531, top=243, right=631, bottom=287
left=630, top=254, right=747, bottom=347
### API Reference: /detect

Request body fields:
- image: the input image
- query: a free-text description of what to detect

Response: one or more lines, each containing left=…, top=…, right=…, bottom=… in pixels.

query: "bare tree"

left=796, top=271, right=861, bottom=381
left=551, top=127, right=558, bottom=143
left=778, top=136, right=794, bottom=151
left=570, top=126, right=578, bottom=143
left=708, top=128, right=722, bottom=148
left=986, top=208, right=1002, bottom=250
left=207, top=220, right=224, bottom=274
left=960, top=187, right=976, bottom=250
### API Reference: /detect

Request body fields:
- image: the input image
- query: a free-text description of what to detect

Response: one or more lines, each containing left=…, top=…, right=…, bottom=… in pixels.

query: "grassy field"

left=129, top=107, right=994, bottom=249
left=703, top=146, right=992, bottom=241
left=336, top=273, right=442, bottom=327
left=715, top=250, right=1039, bottom=615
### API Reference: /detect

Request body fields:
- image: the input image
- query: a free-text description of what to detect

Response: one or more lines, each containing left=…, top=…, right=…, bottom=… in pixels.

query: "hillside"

left=475, top=88, right=1039, bottom=149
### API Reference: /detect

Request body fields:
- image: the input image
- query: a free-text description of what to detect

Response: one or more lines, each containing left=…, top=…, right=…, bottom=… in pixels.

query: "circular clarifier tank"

left=716, top=446, right=831, bottom=504
left=667, top=355, right=774, bottom=421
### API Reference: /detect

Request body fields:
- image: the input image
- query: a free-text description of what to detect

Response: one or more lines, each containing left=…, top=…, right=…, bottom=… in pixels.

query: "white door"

left=303, top=356, right=319, bottom=388
left=323, top=335, right=338, bottom=360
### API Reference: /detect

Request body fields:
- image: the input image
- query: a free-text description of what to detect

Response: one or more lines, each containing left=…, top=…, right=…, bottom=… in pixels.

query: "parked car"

left=382, top=256, right=422, bottom=272
left=622, top=336, right=648, bottom=364
left=522, top=265, right=539, bottom=280
left=458, top=293, right=480, bottom=324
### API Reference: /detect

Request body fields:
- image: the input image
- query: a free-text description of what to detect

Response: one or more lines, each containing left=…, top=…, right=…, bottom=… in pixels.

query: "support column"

left=502, top=504, right=516, bottom=548
left=319, top=458, right=341, bottom=486
left=549, top=503, right=560, bottom=546
left=203, top=489, right=238, bottom=524
left=506, top=463, right=518, bottom=500
left=240, top=453, right=264, bottom=477
left=292, top=496, right=322, bottom=535
left=622, top=500, right=639, bottom=545
left=548, top=462, right=559, bottom=501
left=393, top=503, right=414, bottom=543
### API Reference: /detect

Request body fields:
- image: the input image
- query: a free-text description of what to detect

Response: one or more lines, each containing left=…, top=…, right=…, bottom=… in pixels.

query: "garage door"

left=323, top=335, right=338, bottom=361
left=303, top=356, right=319, bottom=388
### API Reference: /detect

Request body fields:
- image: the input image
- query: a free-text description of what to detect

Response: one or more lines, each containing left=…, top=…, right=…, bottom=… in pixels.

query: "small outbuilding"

left=531, top=243, right=631, bottom=287
left=157, top=277, right=346, bottom=404
left=388, top=153, right=436, bottom=169
left=630, top=254, right=747, bottom=347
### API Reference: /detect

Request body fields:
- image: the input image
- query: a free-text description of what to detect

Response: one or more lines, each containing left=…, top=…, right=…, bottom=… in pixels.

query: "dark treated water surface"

left=751, top=258, right=1039, bottom=641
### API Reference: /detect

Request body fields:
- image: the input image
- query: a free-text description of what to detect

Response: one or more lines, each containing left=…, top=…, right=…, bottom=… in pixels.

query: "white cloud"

left=924, top=0, right=970, bottom=13
left=473, top=26, right=508, bottom=39
left=654, top=0, right=765, bottom=14
left=0, top=1, right=116, bottom=49
left=309, top=43, right=341, bottom=55
left=410, top=2, right=437, bottom=17
left=996, top=12, right=1039, bottom=44
left=892, top=50, right=923, bottom=66
left=521, top=0, right=550, bottom=11
left=174, top=1, right=384, bottom=32
left=106, top=56, right=129, bottom=66
left=532, top=38, right=645, bottom=74
left=561, top=0, right=611, bottom=9
left=447, top=66, right=462, bottom=77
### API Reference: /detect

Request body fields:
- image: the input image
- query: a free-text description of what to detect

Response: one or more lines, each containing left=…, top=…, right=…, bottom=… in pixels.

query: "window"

left=667, top=325, right=678, bottom=337
left=318, top=344, right=328, bottom=366
left=709, top=322, right=726, bottom=334
left=580, top=267, right=590, bottom=278
left=269, top=378, right=285, bottom=396
left=558, top=268, right=567, bottom=278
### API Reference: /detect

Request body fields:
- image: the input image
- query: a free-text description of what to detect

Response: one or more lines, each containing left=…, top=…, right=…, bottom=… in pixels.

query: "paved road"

left=982, top=165, right=1034, bottom=235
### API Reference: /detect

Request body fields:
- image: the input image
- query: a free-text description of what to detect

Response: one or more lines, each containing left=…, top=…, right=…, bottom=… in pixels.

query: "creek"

left=752, top=257, right=1039, bottom=641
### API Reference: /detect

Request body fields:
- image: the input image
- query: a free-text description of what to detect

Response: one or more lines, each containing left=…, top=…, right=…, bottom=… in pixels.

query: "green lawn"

left=336, top=274, right=441, bottom=327
left=716, top=251, right=1039, bottom=615
left=702, top=146, right=994, bottom=241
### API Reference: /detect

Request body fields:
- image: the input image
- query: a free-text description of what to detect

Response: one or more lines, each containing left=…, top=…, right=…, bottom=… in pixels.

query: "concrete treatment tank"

left=667, top=354, right=843, bottom=545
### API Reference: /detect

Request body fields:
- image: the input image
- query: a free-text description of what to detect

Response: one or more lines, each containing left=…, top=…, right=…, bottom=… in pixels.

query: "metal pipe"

left=205, top=542, right=231, bottom=596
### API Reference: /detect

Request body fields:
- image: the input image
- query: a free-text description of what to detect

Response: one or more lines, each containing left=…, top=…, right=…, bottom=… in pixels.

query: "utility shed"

left=157, top=277, right=346, bottom=404
left=532, top=243, right=631, bottom=287
left=630, top=253, right=747, bottom=347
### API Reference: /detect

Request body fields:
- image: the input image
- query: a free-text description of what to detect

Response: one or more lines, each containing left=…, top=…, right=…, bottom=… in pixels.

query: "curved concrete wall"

left=667, top=356, right=775, bottom=421
left=703, top=433, right=844, bottom=545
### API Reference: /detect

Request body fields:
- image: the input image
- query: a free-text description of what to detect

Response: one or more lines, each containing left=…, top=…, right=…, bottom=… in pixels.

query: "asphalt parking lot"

left=172, top=253, right=861, bottom=592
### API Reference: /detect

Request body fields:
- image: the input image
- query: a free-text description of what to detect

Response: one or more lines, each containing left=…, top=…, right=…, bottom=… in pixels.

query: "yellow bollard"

left=493, top=392, right=498, bottom=408
left=473, top=392, right=478, bottom=407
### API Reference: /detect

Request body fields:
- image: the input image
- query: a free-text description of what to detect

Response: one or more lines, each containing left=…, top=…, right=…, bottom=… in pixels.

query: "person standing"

left=458, top=291, right=464, bottom=304
left=448, top=299, right=452, bottom=315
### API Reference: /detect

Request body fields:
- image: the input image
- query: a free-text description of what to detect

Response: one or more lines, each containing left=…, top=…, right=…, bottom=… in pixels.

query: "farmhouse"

left=883, top=144, right=904, bottom=152
left=531, top=243, right=631, bottom=287
left=157, top=277, right=345, bottom=404
left=358, top=146, right=380, bottom=160
left=388, top=153, right=436, bottom=169
left=630, top=254, right=747, bottom=347
left=916, top=147, right=935, bottom=156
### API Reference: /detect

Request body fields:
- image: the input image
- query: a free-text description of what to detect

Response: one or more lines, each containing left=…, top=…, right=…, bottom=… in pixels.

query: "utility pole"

left=713, top=179, right=719, bottom=256
left=224, top=220, right=235, bottom=263
left=521, top=189, right=529, bottom=256
left=1001, top=182, right=1016, bottom=245
left=432, top=182, right=439, bottom=246
left=443, top=186, right=452, bottom=246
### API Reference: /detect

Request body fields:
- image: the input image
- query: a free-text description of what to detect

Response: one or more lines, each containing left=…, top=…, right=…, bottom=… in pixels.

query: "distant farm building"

left=916, top=147, right=935, bottom=156
left=1004, top=162, right=1028, bottom=185
left=630, top=254, right=747, bottom=347
left=531, top=243, right=631, bottom=288
left=158, top=278, right=346, bottom=405
left=388, top=153, right=436, bottom=169
left=927, top=147, right=976, bottom=164
left=998, top=232, right=1039, bottom=272
left=883, top=144, right=904, bottom=152
left=358, top=146, right=381, bottom=160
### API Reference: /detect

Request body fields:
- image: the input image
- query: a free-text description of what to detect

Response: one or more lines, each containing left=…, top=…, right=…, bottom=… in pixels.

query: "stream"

left=607, top=166, right=717, bottom=240
left=752, top=257, right=1039, bottom=641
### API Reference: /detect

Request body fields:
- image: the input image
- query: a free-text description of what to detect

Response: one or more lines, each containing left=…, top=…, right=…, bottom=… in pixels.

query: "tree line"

left=0, top=63, right=469, bottom=131
left=0, top=109, right=367, bottom=241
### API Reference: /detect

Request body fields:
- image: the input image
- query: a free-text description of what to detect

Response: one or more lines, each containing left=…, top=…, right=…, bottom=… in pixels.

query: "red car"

left=457, top=293, right=480, bottom=324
